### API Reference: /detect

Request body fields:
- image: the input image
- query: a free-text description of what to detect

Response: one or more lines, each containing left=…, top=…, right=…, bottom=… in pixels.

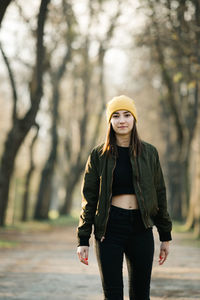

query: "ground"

left=0, top=226, right=199, bottom=300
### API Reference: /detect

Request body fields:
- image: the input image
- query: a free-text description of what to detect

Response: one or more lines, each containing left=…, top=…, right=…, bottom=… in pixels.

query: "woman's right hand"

left=77, top=246, right=89, bottom=265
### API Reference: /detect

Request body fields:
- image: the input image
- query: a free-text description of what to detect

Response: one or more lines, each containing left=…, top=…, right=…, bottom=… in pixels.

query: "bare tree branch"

left=0, top=0, right=12, bottom=27
left=0, top=41, right=17, bottom=121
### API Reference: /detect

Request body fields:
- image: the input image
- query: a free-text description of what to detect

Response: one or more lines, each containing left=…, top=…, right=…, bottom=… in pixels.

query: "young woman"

left=77, top=95, right=172, bottom=300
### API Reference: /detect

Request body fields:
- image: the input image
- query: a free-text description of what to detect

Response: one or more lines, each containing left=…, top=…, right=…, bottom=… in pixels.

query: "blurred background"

left=0, top=0, right=199, bottom=237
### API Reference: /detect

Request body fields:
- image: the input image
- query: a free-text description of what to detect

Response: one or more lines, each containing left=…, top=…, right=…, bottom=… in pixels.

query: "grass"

left=1, top=214, right=79, bottom=232
left=0, top=240, right=20, bottom=249
left=172, top=220, right=191, bottom=233
left=0, top=214, right=79, bottom=249
left=172, top=220, right=200, bottom=248
left=48, top=214, right=79, bottom=227
left=2, top=218, right=199, bottom=249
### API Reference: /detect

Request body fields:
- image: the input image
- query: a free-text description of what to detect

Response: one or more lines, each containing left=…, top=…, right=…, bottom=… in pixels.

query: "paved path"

left=0, top=227, right=199, bottom=300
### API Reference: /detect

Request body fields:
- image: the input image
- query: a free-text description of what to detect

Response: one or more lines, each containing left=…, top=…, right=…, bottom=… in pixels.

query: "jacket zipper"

left=133, top=155, right=150, bottom=228
left=101, top=155, right=117, bottom=240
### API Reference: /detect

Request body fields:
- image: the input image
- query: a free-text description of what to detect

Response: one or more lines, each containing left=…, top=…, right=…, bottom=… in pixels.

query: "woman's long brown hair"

left=102, top=118, right=143, bottom=158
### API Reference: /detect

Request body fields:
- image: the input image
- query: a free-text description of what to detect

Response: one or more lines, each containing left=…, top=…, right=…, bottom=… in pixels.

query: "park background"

left=0, top=1, right=200, bottom=299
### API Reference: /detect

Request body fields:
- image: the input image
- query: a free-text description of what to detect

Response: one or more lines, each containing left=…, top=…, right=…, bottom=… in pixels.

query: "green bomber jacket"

left=77, top=141, right=172, bottom=246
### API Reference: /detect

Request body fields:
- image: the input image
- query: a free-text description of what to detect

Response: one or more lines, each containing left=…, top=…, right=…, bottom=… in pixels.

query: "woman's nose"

left=119, top=117, right=125, bottom=123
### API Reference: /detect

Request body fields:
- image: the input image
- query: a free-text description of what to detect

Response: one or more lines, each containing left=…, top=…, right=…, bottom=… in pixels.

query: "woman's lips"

left=119, top=126, right=127, bottom=128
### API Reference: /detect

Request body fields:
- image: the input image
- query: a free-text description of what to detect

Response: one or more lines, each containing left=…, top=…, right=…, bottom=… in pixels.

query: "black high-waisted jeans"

left=95, top=205, right=154, bottom=300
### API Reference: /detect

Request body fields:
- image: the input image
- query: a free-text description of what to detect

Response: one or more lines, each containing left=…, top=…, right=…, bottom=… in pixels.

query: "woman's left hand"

left=159, top=241, right=170, bottom=265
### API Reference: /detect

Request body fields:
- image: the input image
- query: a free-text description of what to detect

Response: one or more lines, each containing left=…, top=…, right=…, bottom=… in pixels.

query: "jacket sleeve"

left=77, top=149, right=100, bottom=247
left=152, top=148, right=172, bottom=242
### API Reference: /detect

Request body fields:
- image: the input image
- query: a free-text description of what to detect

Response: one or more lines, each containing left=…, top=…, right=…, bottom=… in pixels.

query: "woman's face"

left=110, top=110, right=134, bottom=136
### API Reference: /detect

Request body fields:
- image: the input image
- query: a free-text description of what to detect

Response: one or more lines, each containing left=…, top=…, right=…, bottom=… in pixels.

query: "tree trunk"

left=61, top=168, right=82, bottom=215
left=34, top=1, right=74, bottom=220
left=0, top=0, right=50, bottom=226
left=185, top=104, right=200, bottom=238
left=21, top=124, right=39, bottom=221
left=33, top=79, right=59, bottom=220
left=61, top=191, right=72, bottom=216
left=185, top=140, right=200, bottom=238
left=34, top=156, right=55, bottom=219
left=169, top=155, right=190, bottom=220
left=0, top=121, right=32, bottom=225
left=158, top=96, right=191, bottom=220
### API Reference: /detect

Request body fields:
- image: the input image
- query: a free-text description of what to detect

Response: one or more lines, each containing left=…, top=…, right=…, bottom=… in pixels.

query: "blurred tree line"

left=136, top=0, right=200, bottom=237
left=0, top=0, right=122, bottom=225
left=0, top=0, right=199, bottom=237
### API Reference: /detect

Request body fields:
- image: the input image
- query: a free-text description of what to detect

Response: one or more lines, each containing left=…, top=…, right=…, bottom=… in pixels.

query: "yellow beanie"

left=106, top=95, right=138, bottom=123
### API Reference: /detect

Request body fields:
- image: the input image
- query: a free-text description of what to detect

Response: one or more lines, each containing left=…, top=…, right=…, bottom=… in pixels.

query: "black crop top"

left=112, top=145, right=135, bottom=196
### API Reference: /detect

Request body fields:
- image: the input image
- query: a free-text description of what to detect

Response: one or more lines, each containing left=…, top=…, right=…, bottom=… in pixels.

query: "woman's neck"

left=115, top=135, right=130, bottom=147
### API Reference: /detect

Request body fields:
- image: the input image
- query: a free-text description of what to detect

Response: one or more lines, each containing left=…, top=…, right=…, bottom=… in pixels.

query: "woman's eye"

left=112, top=114, right=130, bottom=118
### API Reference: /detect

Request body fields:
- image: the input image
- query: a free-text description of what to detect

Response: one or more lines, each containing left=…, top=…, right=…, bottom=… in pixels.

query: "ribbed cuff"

left=77, top=236, right=90, bottom=247
left=158, top=231, right=172, bottom=242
